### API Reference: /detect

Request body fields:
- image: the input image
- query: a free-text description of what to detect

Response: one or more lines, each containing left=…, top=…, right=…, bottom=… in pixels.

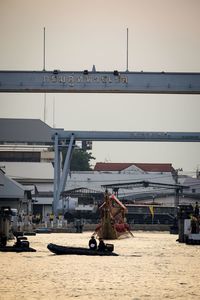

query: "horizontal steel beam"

left=102, top=181, right=189, bottom=189
left=53, top=131, right=200, bottom=142
left=0, top=70, right=200, bottom=94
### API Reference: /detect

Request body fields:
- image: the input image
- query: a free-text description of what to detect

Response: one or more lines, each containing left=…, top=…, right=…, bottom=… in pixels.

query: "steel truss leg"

left=54, top=134, right=75, bottom=215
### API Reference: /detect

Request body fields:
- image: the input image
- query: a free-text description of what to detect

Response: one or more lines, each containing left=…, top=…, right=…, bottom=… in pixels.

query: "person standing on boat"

left=89, top=235, right=97, bottom=250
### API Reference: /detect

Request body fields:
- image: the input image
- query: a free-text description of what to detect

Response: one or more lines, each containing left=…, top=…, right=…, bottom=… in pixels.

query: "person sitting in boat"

left=88, top=235, right=97, bottom=250
left=98, top=238, right=106, bottom=252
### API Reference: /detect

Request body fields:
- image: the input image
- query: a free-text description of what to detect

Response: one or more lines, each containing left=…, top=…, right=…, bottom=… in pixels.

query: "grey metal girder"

left=1, top=70, right=200, bottom=94
left=53, top=130, right=200, bottom=142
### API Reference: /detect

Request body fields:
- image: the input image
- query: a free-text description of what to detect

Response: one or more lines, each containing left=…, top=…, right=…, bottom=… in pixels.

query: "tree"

left=62, top=148, right=95, bottom=171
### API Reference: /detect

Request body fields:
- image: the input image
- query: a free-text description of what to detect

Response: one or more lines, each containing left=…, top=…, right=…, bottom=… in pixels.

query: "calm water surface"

left=0, top=231, right=200, bottom=300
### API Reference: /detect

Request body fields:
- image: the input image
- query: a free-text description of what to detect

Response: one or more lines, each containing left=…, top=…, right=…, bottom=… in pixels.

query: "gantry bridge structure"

left=1, top=69, right=200, bottom=213
left=0, top=70, right=200, bottom=94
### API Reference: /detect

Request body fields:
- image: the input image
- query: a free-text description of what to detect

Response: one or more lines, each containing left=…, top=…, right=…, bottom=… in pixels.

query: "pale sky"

left=0, top=0, right=200, bottom=173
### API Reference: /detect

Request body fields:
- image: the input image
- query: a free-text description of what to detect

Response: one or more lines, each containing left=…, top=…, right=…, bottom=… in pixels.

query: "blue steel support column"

left=53, top=133, right=59, bottom=214
left=57, top=149, right=61, bottom=190
left=55, top=134, right=75, bottom=215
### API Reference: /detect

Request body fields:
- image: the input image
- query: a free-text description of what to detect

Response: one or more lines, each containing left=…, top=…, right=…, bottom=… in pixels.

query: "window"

left=0, top=151, right=40, bottom=162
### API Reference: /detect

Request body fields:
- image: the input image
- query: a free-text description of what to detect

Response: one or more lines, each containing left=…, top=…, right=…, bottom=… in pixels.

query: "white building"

left=0, top=168, right=32, bottom=214
left=1, top=161, right=180, bottom=213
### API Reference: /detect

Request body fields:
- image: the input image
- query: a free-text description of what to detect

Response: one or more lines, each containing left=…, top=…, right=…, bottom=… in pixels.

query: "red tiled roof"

left=94, top=163, right=133, bottom=171
left=134, top=163, right=174, bottom=172
left=94, top=162, right=174, bottom=172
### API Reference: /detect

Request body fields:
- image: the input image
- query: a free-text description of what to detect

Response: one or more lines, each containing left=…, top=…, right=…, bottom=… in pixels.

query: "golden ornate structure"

left=95, top=191, right=133, bottom=240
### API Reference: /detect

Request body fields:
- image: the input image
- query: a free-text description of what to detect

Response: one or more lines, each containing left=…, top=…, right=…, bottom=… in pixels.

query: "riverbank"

left=34, top=223, right=171, bottom=233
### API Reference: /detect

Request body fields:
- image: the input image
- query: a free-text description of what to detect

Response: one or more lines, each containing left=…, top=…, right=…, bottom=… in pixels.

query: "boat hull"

left=0, top=246, right=36, bottom=252
left=47, top=243, right=118, bottom=256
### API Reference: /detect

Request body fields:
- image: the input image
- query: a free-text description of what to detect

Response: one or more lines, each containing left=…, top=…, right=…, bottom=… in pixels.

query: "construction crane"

left=52, top=130, right=200, bottom=215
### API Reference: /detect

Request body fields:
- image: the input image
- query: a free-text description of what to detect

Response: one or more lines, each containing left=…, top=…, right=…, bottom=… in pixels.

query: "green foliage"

left=62, top=148, right=95, bottom=171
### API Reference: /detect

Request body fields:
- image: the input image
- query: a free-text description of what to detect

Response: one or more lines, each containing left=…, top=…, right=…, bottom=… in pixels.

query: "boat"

left=35, top=228, right=51, bottom=234
left=24, top=231, right=36, bottom=236
left=0, top=246, right=36, bottom=252
left=185, top=233, right=200, bottom=245
left=47, top=243, right=118, bottom=256
left=0, top=236, right=36, bottom=252
left=94, top=192, right=133, bottom=240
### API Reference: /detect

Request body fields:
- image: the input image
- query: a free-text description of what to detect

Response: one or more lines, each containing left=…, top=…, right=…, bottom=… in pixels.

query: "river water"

left=0, top=231, right=199, bottom=300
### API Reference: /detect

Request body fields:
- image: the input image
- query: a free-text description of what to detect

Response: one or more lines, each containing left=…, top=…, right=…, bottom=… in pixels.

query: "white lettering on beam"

left=43, top=75, right=128, bottom=84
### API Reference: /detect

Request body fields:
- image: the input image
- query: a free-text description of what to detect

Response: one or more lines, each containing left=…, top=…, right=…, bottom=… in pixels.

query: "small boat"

left=35, top=228, right=51, bottom=234
left=24, top=231, right=36, bottom=236
left=185, top=233, right=200, bottom=245
left=47, top=243, right=118, bottom=256
left=0, top=236, right=36, bottom=252
left=0, top=246, right=36, bottom=252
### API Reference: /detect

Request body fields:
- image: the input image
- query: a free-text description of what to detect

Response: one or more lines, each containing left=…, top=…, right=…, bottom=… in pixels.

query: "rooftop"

left=0, top=118, right=55, bottom=145
left=94, top=162, right=175, bottom=172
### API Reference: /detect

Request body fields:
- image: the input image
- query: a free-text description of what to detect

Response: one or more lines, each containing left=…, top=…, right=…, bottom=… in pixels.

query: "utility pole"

left=174, top=168, right=183, bottom=208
